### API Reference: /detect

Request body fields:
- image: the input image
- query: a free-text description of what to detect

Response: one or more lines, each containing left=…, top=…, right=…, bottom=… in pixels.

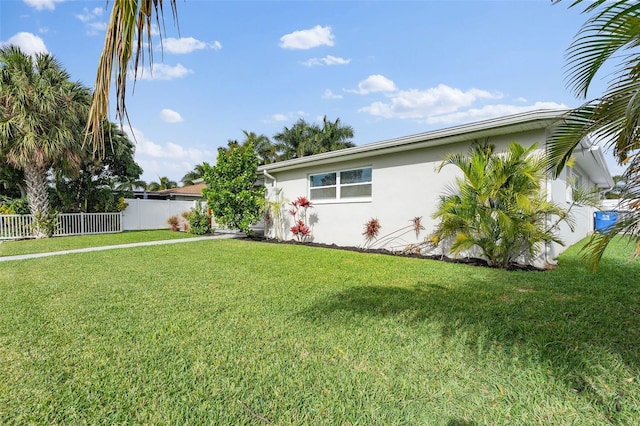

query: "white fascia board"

left=258, top=109, right=568, bottom=174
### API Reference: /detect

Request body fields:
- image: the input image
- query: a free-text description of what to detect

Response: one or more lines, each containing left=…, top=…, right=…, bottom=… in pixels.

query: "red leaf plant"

left=362, top=217, right=382, bottom=248
left=291, top=220, right=311, bottom=239
left=289, top=196, right=313, bottom=241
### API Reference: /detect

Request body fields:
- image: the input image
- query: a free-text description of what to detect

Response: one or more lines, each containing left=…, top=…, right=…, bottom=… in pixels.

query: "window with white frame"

left=309, top=167, right=372, bottom=201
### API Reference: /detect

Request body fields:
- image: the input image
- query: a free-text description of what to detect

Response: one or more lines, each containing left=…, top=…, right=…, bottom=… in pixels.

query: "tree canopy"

left=51, top=122, right=143, bottom=212
left=273, top=116, right=354, bottom=160
left=0, top=46, right=91, bottom=236
left=202, top=142, right=263, bottom=234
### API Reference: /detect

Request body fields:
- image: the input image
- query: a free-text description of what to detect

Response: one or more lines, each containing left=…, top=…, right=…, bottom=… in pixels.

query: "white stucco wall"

left=266, top=129, right=600, bottom=264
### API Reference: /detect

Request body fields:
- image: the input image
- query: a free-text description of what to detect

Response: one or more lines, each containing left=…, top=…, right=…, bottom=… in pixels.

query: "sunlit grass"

left=0, top=230, right=196, bottom=257
left=0, top=237, right=638, bottom=424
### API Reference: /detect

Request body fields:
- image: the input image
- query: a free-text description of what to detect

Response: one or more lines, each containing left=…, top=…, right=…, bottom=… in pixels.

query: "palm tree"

left=242, top=131, right=278, bottom=165
left=147, top=176, right=178, bottom=191
left=432, top=142, right=569, bottom=269
left=89, top=0, right=178, bottom=154
left=315, top=115, right=355, bottom=154
left=0, top=46, right=91, bottom=237
left=273, top=117, right=354, bottom=161
left=273, top=119, right=319, bottom=160
left=181, top=162, right=210, bottom=186
left=549, top=0, right=640, bottom=268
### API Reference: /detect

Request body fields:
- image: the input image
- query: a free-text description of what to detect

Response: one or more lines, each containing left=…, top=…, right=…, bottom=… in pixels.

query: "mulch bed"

left=244, top=236, right=546, bottom=272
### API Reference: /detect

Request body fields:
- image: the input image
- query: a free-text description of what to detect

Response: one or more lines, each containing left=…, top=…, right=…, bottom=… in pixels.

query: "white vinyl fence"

left=122, top=198, right=198, bottom=231
left=0, top=212, right=122, bottom=240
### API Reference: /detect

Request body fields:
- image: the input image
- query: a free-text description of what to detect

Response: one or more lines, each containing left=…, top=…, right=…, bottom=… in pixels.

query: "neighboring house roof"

left=157, top=182, right=207, bottom=197
left=258, top=109, right=614, bottom=188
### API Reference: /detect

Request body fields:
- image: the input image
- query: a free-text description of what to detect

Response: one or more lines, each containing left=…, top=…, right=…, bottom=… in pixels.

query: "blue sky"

left=1, top=0, right=624, bottom=182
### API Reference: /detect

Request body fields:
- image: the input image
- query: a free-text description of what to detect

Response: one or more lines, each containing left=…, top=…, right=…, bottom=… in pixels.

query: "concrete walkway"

left=0, top=233, right=244, bottom=262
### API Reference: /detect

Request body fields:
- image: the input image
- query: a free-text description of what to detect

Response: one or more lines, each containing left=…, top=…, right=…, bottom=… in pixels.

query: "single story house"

left=257, top=109, right=614, bottom=266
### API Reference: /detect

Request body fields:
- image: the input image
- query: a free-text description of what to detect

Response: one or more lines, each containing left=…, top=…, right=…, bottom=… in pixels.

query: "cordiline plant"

left=361, top=216, right=426, bottom=253
left=431, top=142, right=568, bottom=269
left=289, top=196, right=313, bottom=241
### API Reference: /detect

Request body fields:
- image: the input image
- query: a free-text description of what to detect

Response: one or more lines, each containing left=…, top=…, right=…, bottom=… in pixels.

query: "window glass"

left=310, top=172, right=336, bottom=188
left=309, top=167, right=372, bottom=201
left=341, top=168, right=372, bottom=184
left=310, top=187, right=337, bottom=200
left=342, top=184, right=372, bottom=198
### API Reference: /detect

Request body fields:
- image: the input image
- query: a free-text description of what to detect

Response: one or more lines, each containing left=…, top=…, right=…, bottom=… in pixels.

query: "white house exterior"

left=257, top=110, right=614, bottom=266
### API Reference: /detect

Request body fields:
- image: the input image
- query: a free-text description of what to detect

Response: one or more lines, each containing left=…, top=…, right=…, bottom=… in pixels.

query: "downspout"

left=263, top=169, right=277, bottom=184
left=263, top=170, right=277, bottom=239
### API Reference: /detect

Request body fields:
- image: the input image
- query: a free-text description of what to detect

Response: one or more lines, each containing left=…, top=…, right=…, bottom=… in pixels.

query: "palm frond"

left=89, top=0, right=178, bottom=155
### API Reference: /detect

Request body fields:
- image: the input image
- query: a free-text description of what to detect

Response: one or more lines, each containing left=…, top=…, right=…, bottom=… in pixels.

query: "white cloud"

left=359, top=84, right=502, bottom=119
left=0, top=32, right=48, bottom=55
left=75, top=7, right=100, bottom=22
left=133, top=63, right=193, bottom=81
left=86, top=22, right=107, bottom=35
left=322, top=89, right=343, bottom=100
left=75, top=7, right=106, bottom=35
left=349, top=74, right=397, bottom=95
left=424, top=101, right=568, bottom=126
left=23, top=0, right=63, bottom=11
left=303, top=55, right=350, bottom=67
left=159, top=109, right=184, bottom=123
left=163, top=37, right=223, bottom=54
left=265, top=111, right=307, bottom=123
left=125, top=127, right=215, bottom=182
left=279, top=25, right=334, bottom=50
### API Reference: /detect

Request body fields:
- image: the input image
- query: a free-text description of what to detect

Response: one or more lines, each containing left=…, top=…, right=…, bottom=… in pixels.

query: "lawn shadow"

left=300, top=258, right=640, bottom=417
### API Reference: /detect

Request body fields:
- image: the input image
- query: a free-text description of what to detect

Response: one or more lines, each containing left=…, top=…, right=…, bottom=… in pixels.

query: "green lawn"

left=0, top=230, right=197, bottom=257
left=0, top=237, right=638, bottom=424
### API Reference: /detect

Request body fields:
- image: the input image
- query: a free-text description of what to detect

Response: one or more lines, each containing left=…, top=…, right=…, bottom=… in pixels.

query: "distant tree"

left=242, top=130, right=278, bottom=165
left=147, top=176, right=178, bottom=191
left=603, top=175, right=626, bottom=200
left=273, top=117, right=355, bottom=161
left=181, top=162, right=210, bottom=186
left=273, top=119, right=320, bottom=160
left=202, top=142, right=264, bottom=234
left=0, top=46, right=91, bottom=237
left=315, top=115, right=355, bottom=154
left=51, top=122, right=143, bottom=212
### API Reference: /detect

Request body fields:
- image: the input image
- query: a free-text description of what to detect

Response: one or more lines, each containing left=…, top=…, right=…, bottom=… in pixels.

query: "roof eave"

left=258, top=109, right=568, bottom=173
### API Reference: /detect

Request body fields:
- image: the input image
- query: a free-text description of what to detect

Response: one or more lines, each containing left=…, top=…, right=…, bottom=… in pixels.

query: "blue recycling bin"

left=594, top=211, right=618, bottom=233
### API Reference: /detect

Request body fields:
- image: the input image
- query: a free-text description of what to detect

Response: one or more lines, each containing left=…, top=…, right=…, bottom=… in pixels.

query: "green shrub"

left=188, top=202, right=211, bottom=235
left=0, top=197, right=29, bottom=215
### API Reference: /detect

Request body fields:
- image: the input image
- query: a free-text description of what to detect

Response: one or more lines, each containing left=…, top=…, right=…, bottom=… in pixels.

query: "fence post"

left=81, top=212, right=85, bottom=235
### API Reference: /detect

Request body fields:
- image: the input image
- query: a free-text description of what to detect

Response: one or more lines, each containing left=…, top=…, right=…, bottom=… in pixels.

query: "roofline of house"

left=258, top=108, right=614, bottom=188
left=258, top=109, right=569, bottom=173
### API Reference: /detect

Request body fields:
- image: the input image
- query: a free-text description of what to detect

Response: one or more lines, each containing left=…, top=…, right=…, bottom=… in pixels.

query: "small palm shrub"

left=432, top=142, right=568, bottom=268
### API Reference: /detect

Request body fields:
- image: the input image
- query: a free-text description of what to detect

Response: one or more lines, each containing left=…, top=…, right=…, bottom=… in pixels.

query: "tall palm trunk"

left=24, top=163, right=51, bottom=238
